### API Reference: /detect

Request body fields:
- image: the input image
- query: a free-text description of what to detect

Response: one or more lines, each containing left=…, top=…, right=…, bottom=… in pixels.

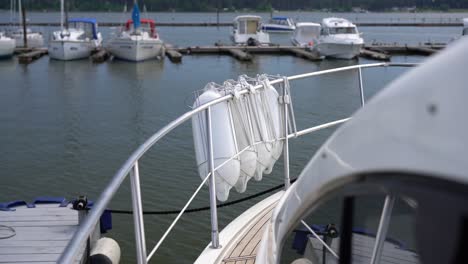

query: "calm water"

left=0, top=11, right=457, bottom=263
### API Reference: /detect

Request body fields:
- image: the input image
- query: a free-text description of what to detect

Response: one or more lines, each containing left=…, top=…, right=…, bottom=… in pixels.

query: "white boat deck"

left=0, top=202, right=85, bottom=264
left=221, top=202, right=277, bottom=264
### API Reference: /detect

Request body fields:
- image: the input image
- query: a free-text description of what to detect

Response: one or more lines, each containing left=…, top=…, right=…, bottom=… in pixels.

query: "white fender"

left=247, top=90, right=274, bottom=180
left=263, top=81, right=283, bottom=174
left=192, top=88, right=240, bottom=201
left=230, top=90, right=258, bottom=193
left=90, top=237, right=121, bottom=264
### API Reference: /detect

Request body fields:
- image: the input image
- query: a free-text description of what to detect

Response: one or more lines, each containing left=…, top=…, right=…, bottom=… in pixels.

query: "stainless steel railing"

left=58, top=62, right=416, bottom=264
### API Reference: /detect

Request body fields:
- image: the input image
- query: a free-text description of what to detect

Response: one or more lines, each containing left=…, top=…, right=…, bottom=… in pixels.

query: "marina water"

left=0, top=11, right=463, bottom=263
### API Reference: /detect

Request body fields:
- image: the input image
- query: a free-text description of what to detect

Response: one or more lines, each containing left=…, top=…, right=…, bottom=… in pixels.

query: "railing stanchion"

left=206, top=107, right=220, bottom=248
left=130, top=161, right=148, bottom=264
left=370, top=195, right=395, bottom=264
left=282, top=83, right=291, bottom=190
left=358, top=67, right=365, bottom=106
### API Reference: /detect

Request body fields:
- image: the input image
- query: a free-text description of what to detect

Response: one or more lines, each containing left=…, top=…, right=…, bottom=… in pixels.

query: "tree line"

left=2, top=0, right=468, bottom=12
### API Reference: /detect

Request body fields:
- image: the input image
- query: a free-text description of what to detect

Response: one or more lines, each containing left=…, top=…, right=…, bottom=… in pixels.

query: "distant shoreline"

left=1, top=9, right=468, bottom=13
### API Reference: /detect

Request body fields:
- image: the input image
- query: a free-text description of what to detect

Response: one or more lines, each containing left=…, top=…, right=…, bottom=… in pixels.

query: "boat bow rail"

left=58, top=62, right=416, bottom=264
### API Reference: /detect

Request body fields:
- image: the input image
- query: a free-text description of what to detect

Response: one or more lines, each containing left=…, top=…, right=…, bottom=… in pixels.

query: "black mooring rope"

left=108, top=178, right=297, bottom=215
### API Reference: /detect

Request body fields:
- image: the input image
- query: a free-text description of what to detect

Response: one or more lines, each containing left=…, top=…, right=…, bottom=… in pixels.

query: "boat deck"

left=221, top=202, right=277, bottom=264
left=0, top=200, right=85, bottom=264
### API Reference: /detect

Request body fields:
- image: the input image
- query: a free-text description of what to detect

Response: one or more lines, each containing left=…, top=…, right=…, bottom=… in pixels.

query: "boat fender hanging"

left=192, top=86, right=241, bottom=201
left=243, top=81, right=273, bottom=180
left=90, top=237, right=121, bottom=264
left=230, top=85, right=258, bottom=193
left=261, top=77, right=283, bottom=174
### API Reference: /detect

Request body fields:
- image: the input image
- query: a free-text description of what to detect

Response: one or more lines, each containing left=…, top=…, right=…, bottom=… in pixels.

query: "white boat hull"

left=0, top=38, right=15, bottom=58
left=316, top=42, right=363, bottom=59
left=107, top=38, right=164, bottom=62
left=48, top=41, right=94, bottom=60
left=12, top=33, right=44, bottom=48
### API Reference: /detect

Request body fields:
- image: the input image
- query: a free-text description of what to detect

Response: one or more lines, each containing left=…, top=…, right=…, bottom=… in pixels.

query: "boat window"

left=329, top=27, right=357, bottom=34
left=321, top=28, right=329, bottom=36
left=463, top=28, right=468, bottom=36
left=280, top=193, right=420, bottom=264
left=238, top=20, right=246, bottom=34
left=299, top=27, right=320, bottom=38
left=246, top=20, right=259, bottom=34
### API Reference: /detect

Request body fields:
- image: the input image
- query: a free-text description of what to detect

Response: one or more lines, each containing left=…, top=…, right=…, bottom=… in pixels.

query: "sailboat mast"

left=60, top=0, right=64, bottom=30
left=18, top=0, right=22, bottom=29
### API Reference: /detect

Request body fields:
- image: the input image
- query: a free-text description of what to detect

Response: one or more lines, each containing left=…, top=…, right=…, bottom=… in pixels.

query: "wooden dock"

left=0, top=200, right=86, bottom=263
left=17, top=48, right=48, bottom=64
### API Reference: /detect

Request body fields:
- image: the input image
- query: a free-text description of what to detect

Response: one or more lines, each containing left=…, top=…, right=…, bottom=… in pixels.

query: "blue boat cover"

left=68, top=18, right=98, bottom=39
left=132, top=3, right=141, bottom=29
left=272, top=16, right=289, bottom=20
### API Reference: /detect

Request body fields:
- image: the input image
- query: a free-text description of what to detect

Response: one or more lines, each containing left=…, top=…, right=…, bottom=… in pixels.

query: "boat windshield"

left=271, top=19, right=290, bottom=26
left=69, top=22, right=95, bottom=39
left=329, top=27, right=357, bottom=34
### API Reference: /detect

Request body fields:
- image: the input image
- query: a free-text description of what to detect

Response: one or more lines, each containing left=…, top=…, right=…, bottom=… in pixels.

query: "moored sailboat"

left=106, top=1, right=165, bottom=62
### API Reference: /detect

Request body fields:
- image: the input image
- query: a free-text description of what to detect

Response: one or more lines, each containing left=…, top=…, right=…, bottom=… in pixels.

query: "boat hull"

left=0, top=38, right=15, bottom=58
left=48, top=41, right=94, bottom=60
left=316, top=42, right=363, bottom=59
left=107, top=38, right=164, bottom=62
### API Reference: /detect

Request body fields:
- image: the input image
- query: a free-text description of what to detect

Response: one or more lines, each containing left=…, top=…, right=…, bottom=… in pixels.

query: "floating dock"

left=15, top=48, right=48, bottom=64
left=0, top=198, right=85, bottom=263
left=10, top=43, right=446, bottom=65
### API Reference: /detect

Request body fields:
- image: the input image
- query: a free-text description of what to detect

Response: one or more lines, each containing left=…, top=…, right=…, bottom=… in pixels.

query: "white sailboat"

left=106, top=2, right=165, bottom=62
left=8, top=0, right=44, bottom=48
left=48, top=0, right=102, bottom=61
left=0, top=32, right=15, bottom=58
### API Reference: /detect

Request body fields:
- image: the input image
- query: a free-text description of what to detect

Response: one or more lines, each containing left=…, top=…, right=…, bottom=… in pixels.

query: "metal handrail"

left=58, top=62, right=417, bottom=263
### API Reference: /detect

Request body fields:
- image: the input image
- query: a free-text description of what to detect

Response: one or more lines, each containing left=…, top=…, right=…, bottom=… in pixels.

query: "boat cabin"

left=293, top=22, right=321, bottom=46
left=125, top=19, right=157, bottom=38
left=233, top=15, right=263, bottom=35
left=68, top=18, right=98, bottom=40
left=321, top=17, right=359, bottom=35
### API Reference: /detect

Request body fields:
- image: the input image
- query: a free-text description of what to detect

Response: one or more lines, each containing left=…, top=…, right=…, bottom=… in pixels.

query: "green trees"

left=2, top=0, right=468, bottom=12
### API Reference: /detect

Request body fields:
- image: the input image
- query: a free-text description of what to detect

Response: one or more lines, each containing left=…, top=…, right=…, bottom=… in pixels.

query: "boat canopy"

left=294, top=23, right=321, bottom=41
left=68, top=18, right=98, bottom=39
left=322, top=17, right=356, bottom=28
left=272, top=16, right=289, bottom=21
left=125, top=19, right=157, bottom=37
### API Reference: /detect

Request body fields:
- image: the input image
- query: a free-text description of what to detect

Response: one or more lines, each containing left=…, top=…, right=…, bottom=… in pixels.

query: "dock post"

left=130, top=161, right=148, bottom=264
left=206, top=107, right=220, bottom=249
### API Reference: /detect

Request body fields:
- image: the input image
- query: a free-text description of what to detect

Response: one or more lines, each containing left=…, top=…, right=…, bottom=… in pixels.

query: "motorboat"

left=231, top=15, right=270, bottom=46
left=8, top=0, right=44, bottom=48
left=463, top=18, right=468, bottom=36
left=0, top=32, right=15, bottom=58
left=316, top=17, right=364, bottom=59
left=261, top=16, right=296, bottom=33
left=106, top=2, right=164, bottom=62
left=291, top=22, right=321, bottom=48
